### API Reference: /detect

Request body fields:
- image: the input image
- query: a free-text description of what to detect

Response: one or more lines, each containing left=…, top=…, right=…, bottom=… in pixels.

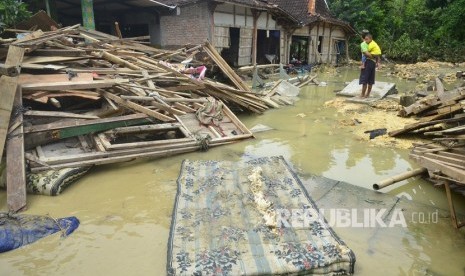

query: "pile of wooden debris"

left=0, top=17, right=315, bottom=211
left=389, top=77, right=465, bottom=228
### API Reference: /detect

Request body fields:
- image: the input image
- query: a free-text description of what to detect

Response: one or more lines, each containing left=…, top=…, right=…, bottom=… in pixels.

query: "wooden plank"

left=435, top=77, right=445, bottom=99
left=99, top=124, right=194, bottom=151
left=264, top=79, right=283, bottom=98
left=24, top=117, right=152, bottom=149
left=97, top=133, right=113, bottom=149
left=108, top=123, right=181, bottom=134
left=438, top=125, right=465, bottom=134
left=22, top=55, right=91, bottom=64
left=21, top=79, right=129, bottom=91
left=21, top=63, right=67, bottom=71
left=24, top=113, right=150, bottom=134
left=11, top=30, right=44, bottom=44
left=24, top=91, right=100, bottom=103
left=24, top=110, right=99, bottom=119
left=30, top=145, right=201, bottom=171
left=210, top=133, right=253, bottom=143
left=222, top=103, right=253, bottom=136
left=439, top=87, right=465, bottom=102
left=444, top=181, right=460, bottom=228
left=93, top=135, right=106, bottom=152
left=128, top=72, right=186, bottom=116
left=410, top=155, right=465, bottom=183
left=6, top=87, right=26, bottom=212
left=120, top=95, right=207, bottom=103
left=0, top=45, right=25, bottom=161
left=437, top=151, right=465, bottom=160
left=389, top=116, right=465, bottom=137
left=103, top=137, right=195, bottom=150
left=102, top=91, right=174, bottom=122
left=93, top=50, right=142, bottom=70
left=399, top=96, right=440, bottom=117
left=422, top=152, right=465, bottom=168
left=30, top=137, right=234, bottom=170
left=18, top=73, right=94, bottom=85
left=36, top=145, right=45, bottom=159
left=418, top=104, right=463, bottom=122
left=203, top=41, right=251, bottom=92
left=32, top=48, right=86, bottom=56
left=238, top=64, right=280, bottom=72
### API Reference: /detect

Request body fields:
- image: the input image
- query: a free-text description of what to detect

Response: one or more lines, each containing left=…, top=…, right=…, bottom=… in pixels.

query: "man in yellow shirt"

left=359, top=33, right=381, bottom=98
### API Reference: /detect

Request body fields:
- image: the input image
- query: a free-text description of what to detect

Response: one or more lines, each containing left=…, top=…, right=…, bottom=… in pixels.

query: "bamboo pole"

left=373, top=168, right=427, bottom=190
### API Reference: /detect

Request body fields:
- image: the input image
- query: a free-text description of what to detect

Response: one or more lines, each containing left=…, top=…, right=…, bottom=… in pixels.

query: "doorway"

left=257, top=29, right=280, bottom=64
left=220, top=27, right=240, bottom=67
left=290, top=35, right=309, bottom=64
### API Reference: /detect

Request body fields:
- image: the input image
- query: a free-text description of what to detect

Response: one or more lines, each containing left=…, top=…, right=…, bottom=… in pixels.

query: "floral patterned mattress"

left=167, top=156, right=355, bottom=275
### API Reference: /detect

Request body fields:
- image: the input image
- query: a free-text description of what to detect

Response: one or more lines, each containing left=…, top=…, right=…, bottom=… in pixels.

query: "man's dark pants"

left=359, top=59, right=376, bottom=85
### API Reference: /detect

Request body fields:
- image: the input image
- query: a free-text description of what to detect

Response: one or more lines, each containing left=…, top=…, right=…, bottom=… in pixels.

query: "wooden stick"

left=114, top=22, right=123, bottom=40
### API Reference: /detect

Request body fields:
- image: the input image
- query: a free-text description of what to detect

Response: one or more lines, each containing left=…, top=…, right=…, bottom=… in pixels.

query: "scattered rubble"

left=0, top=15, right=317, bottom=211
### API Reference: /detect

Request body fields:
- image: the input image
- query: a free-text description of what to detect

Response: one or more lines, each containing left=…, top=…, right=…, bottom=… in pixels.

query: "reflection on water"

left=0, top=67, right=464, bottom=275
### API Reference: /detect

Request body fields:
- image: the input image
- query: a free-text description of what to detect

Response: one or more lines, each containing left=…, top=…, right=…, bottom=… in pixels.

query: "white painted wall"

left=214, top=3, right=277, bottom=29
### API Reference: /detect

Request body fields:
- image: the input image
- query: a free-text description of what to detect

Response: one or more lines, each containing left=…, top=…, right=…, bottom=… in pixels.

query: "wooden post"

left=251, top=9, right=261, bottom=66
left=81, top=0, right=95, bottom=30
left=444, top=181, right=459, bottom=228
left=45, top=0, right=51, bottom=17
left=320, top=23, right=325, bottom=59
left=0, top=45, right=25, bottom=162
left=6, top=87, right=27, bottom=212
left=435, top=77, right=445, bottom=99
left=283, top=27, right=295, bottom=64
left=345, top=36, right=350, bottom=63
left=327, top=26, right=333, bottom=64
left=307, top=25, right=312, bottom=64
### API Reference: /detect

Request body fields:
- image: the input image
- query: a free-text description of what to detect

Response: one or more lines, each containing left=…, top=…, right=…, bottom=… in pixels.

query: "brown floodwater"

left=1, top=67, right=464, bottom=275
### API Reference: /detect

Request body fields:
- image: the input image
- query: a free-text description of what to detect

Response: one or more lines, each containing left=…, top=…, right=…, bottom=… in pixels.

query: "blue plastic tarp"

left=0, top=213, right=79, bottom=253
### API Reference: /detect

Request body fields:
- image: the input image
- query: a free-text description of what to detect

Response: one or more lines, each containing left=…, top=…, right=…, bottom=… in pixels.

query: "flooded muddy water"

left=1, top=67, right=464, bottom=275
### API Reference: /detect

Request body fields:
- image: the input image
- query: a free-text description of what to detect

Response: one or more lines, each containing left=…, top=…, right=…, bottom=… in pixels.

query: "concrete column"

left=81, top=0, right=95, bottom=30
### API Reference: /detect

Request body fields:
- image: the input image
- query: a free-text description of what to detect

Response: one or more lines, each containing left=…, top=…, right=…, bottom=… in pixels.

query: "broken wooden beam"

left=101, top=91, right=174, bottom=122
left=21, top=79, right=129, bottom=92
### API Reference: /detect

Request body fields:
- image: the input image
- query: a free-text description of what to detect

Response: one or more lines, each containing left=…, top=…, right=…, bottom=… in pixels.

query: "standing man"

left=359, top=33, right=381, bottom=98
left=359, top=29, right=370, bottom=69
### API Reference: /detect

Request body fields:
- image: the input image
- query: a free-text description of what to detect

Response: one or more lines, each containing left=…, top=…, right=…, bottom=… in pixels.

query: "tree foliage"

left=0, top=0, right=31, bottom=33
left=328, top=0, right=465, bottom=62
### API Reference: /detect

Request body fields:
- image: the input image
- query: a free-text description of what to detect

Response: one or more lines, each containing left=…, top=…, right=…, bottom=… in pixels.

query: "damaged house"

left=28, top=0, right=355, bottom=65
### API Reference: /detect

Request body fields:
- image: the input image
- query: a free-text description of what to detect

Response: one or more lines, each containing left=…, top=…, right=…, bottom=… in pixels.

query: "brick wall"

left=160, top=2, right=212, bottom=48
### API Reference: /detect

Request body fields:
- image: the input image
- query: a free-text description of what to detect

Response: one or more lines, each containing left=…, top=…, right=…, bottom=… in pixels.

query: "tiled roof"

left=152, top=0, right=271, bottom=8
left=153, top=0, right=355, bottom=33
left=269, top=0, right=355, bottom=33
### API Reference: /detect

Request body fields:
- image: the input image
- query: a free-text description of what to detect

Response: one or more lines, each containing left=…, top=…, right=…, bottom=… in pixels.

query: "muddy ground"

left=320, top=60, right=465, bottom=149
